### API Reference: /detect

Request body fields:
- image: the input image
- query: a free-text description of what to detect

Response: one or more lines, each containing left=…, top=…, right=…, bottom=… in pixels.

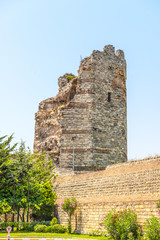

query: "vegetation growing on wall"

left=66, top=75, right=76, bottom=81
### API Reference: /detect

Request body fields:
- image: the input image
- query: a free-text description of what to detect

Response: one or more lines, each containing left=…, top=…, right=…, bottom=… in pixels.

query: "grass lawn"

left=0, top=232, right=107, bottom=240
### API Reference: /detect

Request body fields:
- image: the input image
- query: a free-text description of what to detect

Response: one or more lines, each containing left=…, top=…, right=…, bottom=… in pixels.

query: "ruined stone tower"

left=34, top=45, right=127, bottom=171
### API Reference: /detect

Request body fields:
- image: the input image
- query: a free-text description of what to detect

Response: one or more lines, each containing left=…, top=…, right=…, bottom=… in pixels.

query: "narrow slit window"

left=108, top=92, right=111, bottom=102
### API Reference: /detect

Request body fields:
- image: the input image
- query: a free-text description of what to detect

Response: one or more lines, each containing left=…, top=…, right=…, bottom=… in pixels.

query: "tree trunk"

left=68, top=214, right=72, bottom=233
left=22, top=209, right=25, bottom=222
left=17, top=208, right=19, bottom=222
left=41, top=206, right=43, bottom=221
left=17, top=209, right=19, bottom=231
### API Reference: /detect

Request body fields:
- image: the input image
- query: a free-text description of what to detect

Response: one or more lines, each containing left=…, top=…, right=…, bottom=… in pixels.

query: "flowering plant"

left=60, top=197, right=78, bottom=233
left=104, top=209, right=141, bottom=240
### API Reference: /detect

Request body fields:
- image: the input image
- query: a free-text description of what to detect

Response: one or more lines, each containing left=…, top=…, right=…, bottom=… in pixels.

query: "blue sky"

left=0, top=0, right=160, bottom=160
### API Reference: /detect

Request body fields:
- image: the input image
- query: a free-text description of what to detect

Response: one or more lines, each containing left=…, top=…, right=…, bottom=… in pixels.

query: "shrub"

left=45, top=224, right=66, bottom=233
left=50, top=217, right=58, bottom=226
left=45, top=226, right=54, bottom=232
left=0, top=222, right=19, bottom=230
left=144, top=215, right=160, bottom=240
left=104, top=209, right=141, bottom=240
left=34, top=224, right=47, bottom=232
left=21, top=222, right=37, bottom=231
left=51, top=224, right=66, bottom=233
left=39, top=221, right=51, bottom=226
left=1, top=221, right=9, bottom=230
left=30, top=221, right=38, bottom=230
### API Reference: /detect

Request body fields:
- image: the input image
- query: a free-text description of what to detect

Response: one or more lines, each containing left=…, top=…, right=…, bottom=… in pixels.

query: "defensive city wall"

left=53, top=157, right=160, bottom=233
left=34, top=45, right=160, bottom=233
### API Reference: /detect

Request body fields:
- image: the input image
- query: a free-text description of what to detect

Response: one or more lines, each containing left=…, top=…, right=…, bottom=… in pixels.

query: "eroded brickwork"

left=34, top=74, right=77, bottom=165
left=53, top=157, right=160, bottom=233
left=34, top=45, right=127, bottom=170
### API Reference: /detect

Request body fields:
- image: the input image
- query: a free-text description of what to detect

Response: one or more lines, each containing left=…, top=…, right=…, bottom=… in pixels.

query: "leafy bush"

left=34, top=224, right=47, bottom=232
left=50, top=217, right=58, bottom=226
left=0, top=221, right=19, bottom=230
left=45, top=226, right=54, bottom=232
left=144, top=215, right=160, bottom=240
left=1, top=221, right=10, bottom=230
left=104, top=209, right=141, bottom=240
left=21, top=222, right=37, bottom=231
left=51, top=224, right=66, bottom=233
left=45, top=224, right=66, bottom=233
left=39, top=221, right=51, bottom=226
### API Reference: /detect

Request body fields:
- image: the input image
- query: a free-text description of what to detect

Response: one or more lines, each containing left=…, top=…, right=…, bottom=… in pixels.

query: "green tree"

left=60, top=197, right=78, bottom=233
left=31, top=181, right=56, bottom=221
left=0, top=134, right=17, bottom=191
left=0, top=134, right=17, bottom=220
left=12, top=141, right=33, bottom=222
left=0, top=135, right=56, bottom=222
left=29, top=151, right=56, bottom=221
left=13, top=143, right=56, bottom=222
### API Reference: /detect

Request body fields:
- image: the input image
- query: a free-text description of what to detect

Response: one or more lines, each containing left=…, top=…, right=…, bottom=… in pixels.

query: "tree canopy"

left=0, top=134, right=56, bottom=222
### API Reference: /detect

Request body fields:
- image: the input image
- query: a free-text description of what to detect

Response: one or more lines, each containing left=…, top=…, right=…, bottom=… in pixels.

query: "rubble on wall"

left=34, top=74, right=77, bottom=165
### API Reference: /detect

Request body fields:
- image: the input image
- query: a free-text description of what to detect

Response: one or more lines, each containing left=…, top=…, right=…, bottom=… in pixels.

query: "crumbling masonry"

left=34, top=45, right=127, bottom=171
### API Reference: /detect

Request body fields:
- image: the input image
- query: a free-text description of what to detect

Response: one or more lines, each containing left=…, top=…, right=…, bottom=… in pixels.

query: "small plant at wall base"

left=104, top=209, right=141, bottom=240
left=144, top=215, right=160, bottom=240
left=60, top=197, right=78, bottom=233
left=156, top=200, right=160, bottom=216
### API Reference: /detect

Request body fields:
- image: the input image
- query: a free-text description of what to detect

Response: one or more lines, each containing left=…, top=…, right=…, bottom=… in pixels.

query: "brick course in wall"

left=53, top=157, right=160, bottom=233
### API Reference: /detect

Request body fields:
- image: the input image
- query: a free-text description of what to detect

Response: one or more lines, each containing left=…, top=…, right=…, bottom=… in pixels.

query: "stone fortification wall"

left=34, top=45, right=127, bottom=170
left=53, top=157, right=160, bottom=233
left=34, top=74, right=77, bottom=165
left=60, top=45, right=127, bottom=170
